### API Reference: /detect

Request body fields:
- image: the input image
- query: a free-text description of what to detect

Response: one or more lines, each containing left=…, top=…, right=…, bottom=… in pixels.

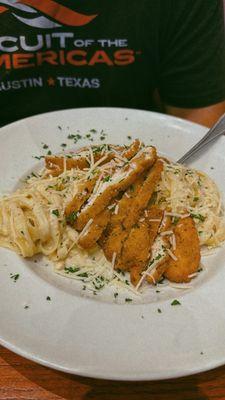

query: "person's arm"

left=158, top=0, right=225, bottom=128
left=166, top=101, right=225, bottom=128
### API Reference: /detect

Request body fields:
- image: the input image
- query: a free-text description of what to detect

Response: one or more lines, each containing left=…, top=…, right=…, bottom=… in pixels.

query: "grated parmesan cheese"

left=114, top=204, right=119, bottom=215
left=160, top=230, right=173, bottom=236
left=78, top=219, right=93, bottom=240
left=88, top=146, right=94, bottom=168
left=111, top=252, right=117, bottom=269
left=166, top=248, right=178, bottom=261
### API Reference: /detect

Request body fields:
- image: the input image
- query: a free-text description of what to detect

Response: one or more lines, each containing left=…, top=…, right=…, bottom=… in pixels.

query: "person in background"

left=0, top=0, right=224, bottom=128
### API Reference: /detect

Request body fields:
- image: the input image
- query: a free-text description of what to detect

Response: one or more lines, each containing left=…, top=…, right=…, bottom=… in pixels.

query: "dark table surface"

left=1, top=345, right=225, bottom=400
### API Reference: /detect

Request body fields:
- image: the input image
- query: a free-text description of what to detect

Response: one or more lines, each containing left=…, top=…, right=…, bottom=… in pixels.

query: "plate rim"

left=0, top=106, right=208, bottom=133
left=1, top=107, right=224, bottom=381
left=0, top=332, right=223, bottom=381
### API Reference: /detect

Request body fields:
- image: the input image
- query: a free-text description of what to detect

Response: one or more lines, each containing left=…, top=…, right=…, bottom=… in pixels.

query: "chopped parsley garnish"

left=24, top=305, right=29, bottom=309
left=65, top=267, right=80, bottom=274
left=157, top=308, right=162, bottom=313
left=171, top=299, right=181, bottom=306
left=20, top=230, right=24, bottom=235
left=149, top=191, right=157, bottom=206
left=42, top=144, right=49, bottom=149
left=173, top=216, right=180, bottom=225
left=133, top=223, right=139, bottom=229
left=127, top=135, right=132, bottom=140
left=52, top=209, right=59, bottom=217
left=193, top=197, right=199, bottom=202
left=61, top=143, right=67, bottom=147
left=125, top=298, right=132, bottom=302
left=46, top=296, right=51, bottom=301
left=100, top=136, right=105, bottom=141
left=90, top=129, right=97, bottom=133
left=114, top=292, right=118, bottom=298
left=33, top=155, right=45, bottom=160
left=158, top=196, right=166, bottom=205
left=10, top=273, right=20, bottom=282
left=103, top=175, right=111, bottom=182
left=117, top=269, right=125, bottom=276
left=67, top=133, right=82, bottom=143
left=155, top=254, right=162, bottom=261
left=78, top=272, right=88, bottom=278
left=82, top=285, right=86, bottom=290
left=66, top=211, right=77, bottom=224
left=47, top=150, right=52, bottom=155
left=190, top=213, right=205, bottom=222
left=156, top=290, right=160, bottom=293
left=130, top=184, right=134, bottom=192
left=86, top=133, right=91, bottom=138
left=92, top=146, right=101, bottom=154
left=58, top=126, right=62, bottom=130
left=93, top=280, right=105, bottom=290
left=93, top=144, right=110, bottom=155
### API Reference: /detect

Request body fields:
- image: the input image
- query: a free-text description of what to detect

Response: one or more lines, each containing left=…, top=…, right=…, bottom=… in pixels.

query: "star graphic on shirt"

left=47, top=77, right=55, bottom=86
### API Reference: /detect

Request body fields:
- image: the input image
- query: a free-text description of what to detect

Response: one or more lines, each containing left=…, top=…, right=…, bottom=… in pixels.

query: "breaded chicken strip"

left=158, top=215, right=172, bottom=234
left=164, top=216, right=200, bottom=283
left=65, top=142, right=143, bottom=226
left=122, top=139, right=142, bottom=159
left=109, top=175, right=146, bottom=228
left=146, top=256, right=170, bottom=285
left=146, top=215, right=171, bottom=284
left=126, top=207, right=163, bottom=284
left=45, top=144, right=128, bottom=176
left=77, top=157, right=146, bottom=252
left=122, top=206, right=163, bottom=268
left=123, top=160, right=164, bottom=230
left=119, top=221, right=150, bottom=273
left=129, top=265, right=146, bottom=287
left=101, top=175, right=146, bottom=262
left=102, top=225, right=128, bottom=263
left=77, top=209, right=111, bottom=249
left=45, top=155, right=89, bottom=176
left=102, top=172, right=162, bottom=267
left=65, top=176, right=98, bottom=223
left=74, top=146, right=157, bottom=231
left=125, top=219, right=152, bottom=284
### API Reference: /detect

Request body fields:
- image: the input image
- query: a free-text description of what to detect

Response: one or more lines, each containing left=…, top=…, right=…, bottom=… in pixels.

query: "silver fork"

left=177, top=113, right=225, bottom=164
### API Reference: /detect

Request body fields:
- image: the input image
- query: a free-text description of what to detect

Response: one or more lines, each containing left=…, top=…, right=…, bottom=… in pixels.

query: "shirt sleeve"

left=158, top=0, right=225, bottom=108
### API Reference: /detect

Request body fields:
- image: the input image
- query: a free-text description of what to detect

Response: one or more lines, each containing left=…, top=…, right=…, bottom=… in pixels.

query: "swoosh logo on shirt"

left=0, top=0, right=98, bottom=28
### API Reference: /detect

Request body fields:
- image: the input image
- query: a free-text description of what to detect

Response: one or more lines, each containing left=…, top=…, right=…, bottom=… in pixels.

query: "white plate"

left=0, top=107, right=225, bottom=381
